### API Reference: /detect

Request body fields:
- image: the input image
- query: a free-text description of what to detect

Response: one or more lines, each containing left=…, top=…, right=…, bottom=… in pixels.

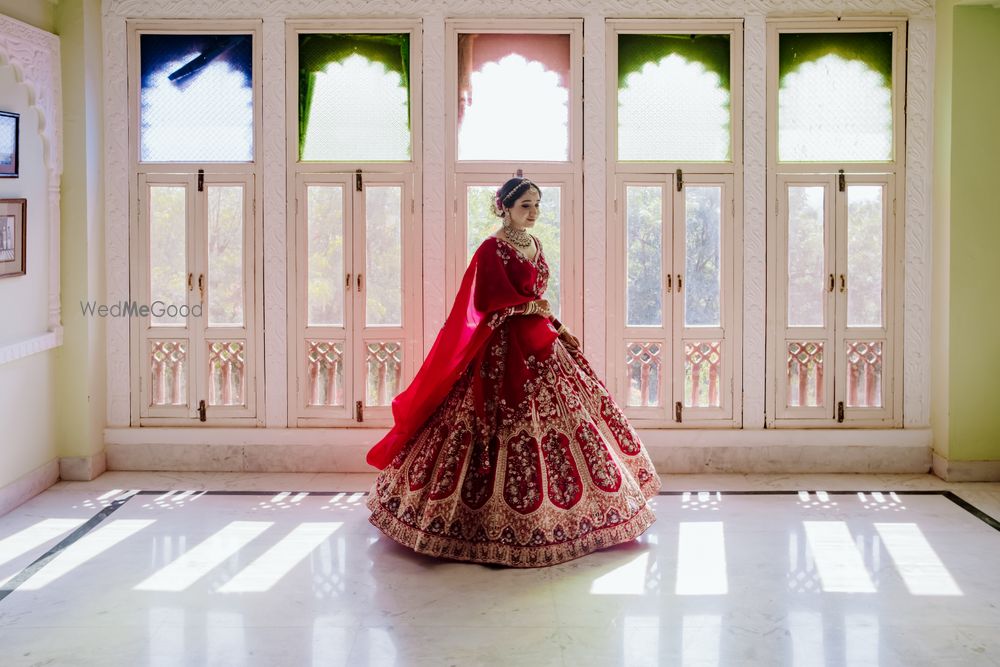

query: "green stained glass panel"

left=778, top=32, right=893, bottom=162
left=618, top=34, right=731, bottom=161
left=299, top=33, right=411, bottom=161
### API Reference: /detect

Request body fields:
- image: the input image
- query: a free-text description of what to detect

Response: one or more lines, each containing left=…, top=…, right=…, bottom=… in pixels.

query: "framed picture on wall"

left=0, top=199, right=26, bottom=278
left=0, top=111, right=18, bottom=177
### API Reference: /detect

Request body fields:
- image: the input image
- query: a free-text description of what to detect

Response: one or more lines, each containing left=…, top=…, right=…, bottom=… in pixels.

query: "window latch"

left=356, top=169, right=362, bottom=192
left=356, top=401, right=364, bottom=422
left=198, top=169, right=204, bottom=192
left=675, top=401, right=683, bottom=423
left=198, top=399, right=206, bottom=422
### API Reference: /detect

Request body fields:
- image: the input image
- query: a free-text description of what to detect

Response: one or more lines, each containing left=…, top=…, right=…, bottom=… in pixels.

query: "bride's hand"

left=559, top=329, right=580, bottom=349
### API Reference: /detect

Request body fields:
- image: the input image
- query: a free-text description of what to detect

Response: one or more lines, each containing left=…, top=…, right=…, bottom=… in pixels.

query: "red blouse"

left=366, top=236, right=558, bottom=469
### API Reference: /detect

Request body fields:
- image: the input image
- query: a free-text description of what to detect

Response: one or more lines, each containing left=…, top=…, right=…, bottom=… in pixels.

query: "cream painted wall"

left=0, top=0, right=54, bottom=32
left=0, top=61, right=57, bottom=489
left=54, top=0, right=105, bottom=464
left=0, top=66, right=48, bottom=344
left=949, top=5, right=1000, bottom=462
left=933, top=1, right=957, bottom=461
left=0, top=353, right=56, bottom=488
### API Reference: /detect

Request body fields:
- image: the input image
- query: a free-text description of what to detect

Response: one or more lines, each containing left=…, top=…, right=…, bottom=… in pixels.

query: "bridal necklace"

left=502, top=222, right=533, bottom=249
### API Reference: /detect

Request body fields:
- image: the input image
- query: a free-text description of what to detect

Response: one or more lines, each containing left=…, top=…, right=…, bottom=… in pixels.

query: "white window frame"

left=765, top=18, right=906, bottom=428
left=286, top=20, right=423, bottom=427
left=444, top=19, right=584, bottom=335
left=128, top=20, right=265, bottom=426
left=607, top=19, right=744, bottom=428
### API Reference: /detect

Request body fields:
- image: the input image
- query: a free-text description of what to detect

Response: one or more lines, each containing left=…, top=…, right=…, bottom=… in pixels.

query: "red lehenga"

left=366, top=235, right=661, bottom=567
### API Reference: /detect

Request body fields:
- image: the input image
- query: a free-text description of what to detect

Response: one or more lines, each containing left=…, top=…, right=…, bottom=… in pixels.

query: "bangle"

left=557, top=324, right=567, bottom=335
left=524, top=301, right=537, bottom=316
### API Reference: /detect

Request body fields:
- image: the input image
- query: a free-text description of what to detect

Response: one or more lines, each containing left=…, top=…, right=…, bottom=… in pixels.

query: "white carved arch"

left=0, top=14, right=63, bottom=366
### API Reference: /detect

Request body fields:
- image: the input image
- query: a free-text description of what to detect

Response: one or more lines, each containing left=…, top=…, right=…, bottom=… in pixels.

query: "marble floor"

left=0, top=473, right=998, bottom=666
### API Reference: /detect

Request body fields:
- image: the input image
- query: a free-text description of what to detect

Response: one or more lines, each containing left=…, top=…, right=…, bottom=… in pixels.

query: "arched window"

left=778, top=32, right=893, bottom=162
left=140, top=34, right=253, bottom=162
left=298, top=33, right=411, bottom=162
left=456, top=34, right=570, bottom=161
left=617, top=34, right=731, bottom=162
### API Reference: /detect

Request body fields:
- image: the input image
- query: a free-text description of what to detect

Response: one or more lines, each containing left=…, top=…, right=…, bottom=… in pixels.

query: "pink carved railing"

left=846, top=341, right=882, bottom=408
left=787, top=342, right=824, bottom=407
left=209, top=341, right=245, bottom=406
left=150, top=340, right=186, bottom=406
left=307, top=341, right=343, bottom=406
left=686, top=341, right=721, bottom=407
left=367, top=342, right=402, bottom=406
left=625, top=342, right=661, bottom=407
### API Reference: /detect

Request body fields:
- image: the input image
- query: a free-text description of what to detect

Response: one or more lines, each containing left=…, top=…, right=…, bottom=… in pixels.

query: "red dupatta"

left=366, top=237, right=541, bottom=469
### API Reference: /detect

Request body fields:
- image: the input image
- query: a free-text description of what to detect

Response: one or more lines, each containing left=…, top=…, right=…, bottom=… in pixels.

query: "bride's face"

left=506, top=188, right=541, bottom=229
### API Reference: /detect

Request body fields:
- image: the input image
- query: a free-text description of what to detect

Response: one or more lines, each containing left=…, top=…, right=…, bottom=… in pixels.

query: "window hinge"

left=411, top=198, right=415, bottom=214
left=674, top=401, right=683, bottom=423
left=838, top=169, right=845, bottom=192
left=613, top=198, right=617, bottom=213
left=837, top=401, right=845, bottom=423
left=356, top=401, right=364, bottom=422
left=356, top=169, right=363, bottom=192
left=198, top=399, right=206, bottom=422
left=676, top=169, right=683, bottom=191
left=198, top=169, right=204, bottom=192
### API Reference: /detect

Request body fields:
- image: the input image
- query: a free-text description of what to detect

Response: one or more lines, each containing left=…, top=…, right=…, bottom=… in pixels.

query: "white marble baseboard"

left=59, top=451, right=107, bottom=481
left=0, top=459, right=59, bottom=517
left=648, top=443, right=930, bottom=474
left=932, top=453, right=1000, bottom=482
left=106, top=428, right=932, bottom=474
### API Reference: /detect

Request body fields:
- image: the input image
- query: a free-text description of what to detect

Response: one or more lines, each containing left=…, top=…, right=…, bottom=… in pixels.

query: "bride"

left=366, top=177, right=661, bottom=567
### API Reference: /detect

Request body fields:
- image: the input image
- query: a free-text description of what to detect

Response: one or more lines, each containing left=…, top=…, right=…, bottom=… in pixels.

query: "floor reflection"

left=0, top=488, right=995, bottom=666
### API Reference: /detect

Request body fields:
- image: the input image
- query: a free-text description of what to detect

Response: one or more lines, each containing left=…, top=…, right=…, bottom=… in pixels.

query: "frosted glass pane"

left=299, top=33, right=411, bottom=161
left=787, top=341, right=825, bottom=408
left=778, top=32, right=893, bottom=162
left=306, top=340, right=344, bottom=407
left=846, top=340, right=883, bottom=408
left=149, top=186, right=187, bottom=326
left=847, top=186, right=884, bottom=328
left=140, top=34, right=253, bottom=162
left=207, top=186, right=244, bottom=327
left=626, top=186, right=663, bottom=326
left=466, top=185, right=500, bottom=262
left=465, top=184, right=562, bottom=319
left=307, top=186, right=344, bottom=327
left=149, top=340, right=187, bottom=406
left=618, top=35, right=731, bottom=161
left=685, top=187, right=722, bottom=327
left=207, top=340, right=246, bottom=406
left=626, top=342, right=662, bottom=407
left=685, top=341, right=722, bottom=408
left=367, top=341, right=402, bottom=406
left=457, top=34, right=569, bottom=161
left=366, top=187, right=402, bottom=326
left=787, top=187, right=826, bottom=327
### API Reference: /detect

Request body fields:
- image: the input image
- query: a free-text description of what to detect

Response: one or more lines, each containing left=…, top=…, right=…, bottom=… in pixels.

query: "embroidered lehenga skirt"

left=367, top=330, right=661, bottom=567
